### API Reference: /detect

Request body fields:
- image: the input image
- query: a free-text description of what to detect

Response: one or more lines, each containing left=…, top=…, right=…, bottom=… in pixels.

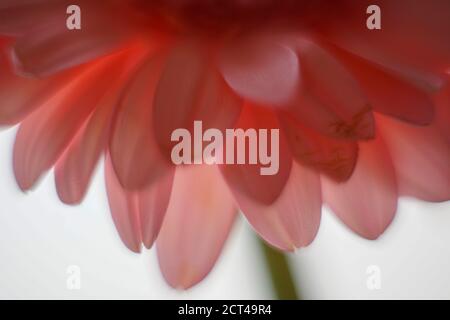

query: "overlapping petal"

left=325, top=42, right=436, bottom=125
left=0, top=38, right=78, bottom=125
left=8, top=1, right=136, bottom=77
left=54, top=46, right=145, bottom=203
left=13, top=52, right=129, bottom=190
left=106, top=153, right=174, bottom=252
left=377, top=114, right=450, bottom=202
left=153, top=39, right=242, bottom=161
left=289, top=36, right=375, bottom=140
left=109, top=49, right=171, bottom=190
left=220, top=103, right=292, bottom=204
left=157, top=165, right=237, bottom=289
left=280, top=113, right=358, bottom=182
left=219, top=32, right=300, bottom=106
left=318, top=0, right=450, bottom=79
left=322, top=134, right=398, bottom=239
left=238, top=161, right=322, bottom=251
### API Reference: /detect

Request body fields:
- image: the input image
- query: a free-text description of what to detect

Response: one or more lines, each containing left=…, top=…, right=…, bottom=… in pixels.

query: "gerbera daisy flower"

left=0, top=0, right=449, bottom=289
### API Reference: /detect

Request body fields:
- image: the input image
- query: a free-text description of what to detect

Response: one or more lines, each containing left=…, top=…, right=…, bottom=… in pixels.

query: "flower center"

left=130, top=0, right=328, bottom=35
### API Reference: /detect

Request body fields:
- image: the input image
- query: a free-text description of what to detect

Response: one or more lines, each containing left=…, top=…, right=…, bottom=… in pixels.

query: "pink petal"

left=377, top=114, right=450, bottom=202
left=434, top=83, right=450, bottom=143
left=139, top=171, right=174, bottom=249
left=55, top=112, right=109, bottom=205
left=219, top=32, right=300, bottom=106
left=157, top=165, right=237, bottom=289
left=105, top=153, right=174, bottom=252
left=13, top=52, right=127, bottom=190
left=0, top=0, right=62, bottom=36
left=318, top=1, right=450, bottom=81
left=280, top=112, right=358, bottom=182
left=0, top=39, right=78, bottom=125
left=109, top=52, right=172, bottom=190
left=238, top=161, right=322, bottom=251
left=153, top=40, right=242, bottom=161
left=322, top=136, right=398, bottom=240
left=54, top=51, right=142, bottom=204
left=220, top=104, right=292, bottom=204
left=289, top=37, right=375, bottom=140
left=11, top=2, right=134, bottom=77
left=105, top=154, right=141, bottom=253
left=326, top=42, right=435, bottom=125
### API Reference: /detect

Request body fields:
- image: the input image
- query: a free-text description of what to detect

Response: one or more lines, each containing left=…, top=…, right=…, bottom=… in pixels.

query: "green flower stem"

left=258, top=237, right=300, bottom=300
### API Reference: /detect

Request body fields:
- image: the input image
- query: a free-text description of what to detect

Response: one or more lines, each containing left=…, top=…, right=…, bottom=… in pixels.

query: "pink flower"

left=0, top=0, right=449, bottom=288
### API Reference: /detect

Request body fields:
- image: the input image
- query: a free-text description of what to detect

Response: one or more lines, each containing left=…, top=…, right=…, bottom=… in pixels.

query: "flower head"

left=0, top=0, right=449, bottom=288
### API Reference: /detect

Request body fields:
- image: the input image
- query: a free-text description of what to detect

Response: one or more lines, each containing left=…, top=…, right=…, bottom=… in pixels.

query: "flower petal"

left=13, top=52, right=127, bottom=190
left=219, top=32, right=300, bottom=106
left=238, top=161, right=322, bottom=251
left=318, top=0, right=450, bottom=78
left=55, top=111, right=110, bottom=205
left=153, top=40, right=242, bottom=161
left=326, top=42, right=435, bottom=125
left=434, top=82, right=450, bottom=143
left=289, top=37, right=375, bottom=140
left=11, top=2, right=133, bottom=77
left=0, top=39, right=78, bottom=125
left=157, top=165, right=236, bottom=289
left=280, top=112, right=358, bottom=182
left=0, top=0, right=62, bottom=36
left=105, top=154, right=142, bottom=253
left=109, top=52, right=171, bottom=190
left=377, top=114, right=450, bottom=202
left=105, top=153, right=174, bottom=252
left=54, top=51, right=141, bottom=204
left=322, top=135, right=398, bottom=240
left=220, top=104, right=292, bottom=204
left=139, top=171, right=174, bottom=250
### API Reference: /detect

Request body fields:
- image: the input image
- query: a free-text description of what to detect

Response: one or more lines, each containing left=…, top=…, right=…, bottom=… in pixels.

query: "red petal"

left=318, top=0, right=450, bottom=77
left=289, top=37, right=374, bottom=140
left=109, top=52, right=171, bottom=190
left=219, top=32, right=300, bottom=106
left=238, top=161, right=322, bottom=251
left=153, top=40, right=242, bottom=161
left=280, top=112, right=358, bottom=181
left=0, top=40, right=78, bottom=125
left=13, top=52, right=128, bottom=190
left=220, top=104, right=292, bottom=204
left=326, top=42, right=435, bottom=125
left=377, top=114, right=450, bottom=202
left=11, top=2, right=133, bottom=76
left=434, top=83, right=450, bottom=143
left=105, top=154, right=142, bottom=253
left=139, top=171, right=174, bottom=249
left=105, top=153, right=174, bottom=252
left=322, top=136, right=398, bottom=239
left=54, top=51, right=142, bottom=204
left=0, top=0, right=62, bottom=36
left=157, top=165, right=236, bottom=289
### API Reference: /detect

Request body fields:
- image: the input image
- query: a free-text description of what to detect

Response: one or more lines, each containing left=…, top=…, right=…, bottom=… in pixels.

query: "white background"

left=0, top=126, right=449, bottom=299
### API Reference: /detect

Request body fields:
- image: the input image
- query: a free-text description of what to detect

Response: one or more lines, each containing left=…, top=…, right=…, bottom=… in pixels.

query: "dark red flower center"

left=130, top=0, right=335, bottom=35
